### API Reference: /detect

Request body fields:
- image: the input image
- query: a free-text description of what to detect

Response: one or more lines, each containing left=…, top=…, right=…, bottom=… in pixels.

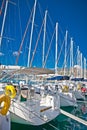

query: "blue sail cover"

left=71, top=78, right=84, bottom=81
left=83, top=79, right=87, bottom=81
left=47, top=75, right=70, bottom=80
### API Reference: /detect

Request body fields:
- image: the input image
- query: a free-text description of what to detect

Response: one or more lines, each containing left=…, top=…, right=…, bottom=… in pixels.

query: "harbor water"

left=11, top=99, right=87, bottom=130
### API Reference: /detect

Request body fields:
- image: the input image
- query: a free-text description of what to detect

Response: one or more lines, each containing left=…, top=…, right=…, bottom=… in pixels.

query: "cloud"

left=0, top=52, right=4, bottom=56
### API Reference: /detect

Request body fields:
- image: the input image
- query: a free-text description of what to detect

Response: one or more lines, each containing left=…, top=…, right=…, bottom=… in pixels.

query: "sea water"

left=11, top=100, right=87, bottom=130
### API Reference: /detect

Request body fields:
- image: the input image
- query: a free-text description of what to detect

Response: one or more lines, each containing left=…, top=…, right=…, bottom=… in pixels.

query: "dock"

left=60, top=109, right=87, bottom=126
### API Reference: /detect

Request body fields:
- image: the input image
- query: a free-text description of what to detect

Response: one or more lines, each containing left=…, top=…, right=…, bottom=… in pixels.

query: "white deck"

left=10, top=92, right=60, bottom=126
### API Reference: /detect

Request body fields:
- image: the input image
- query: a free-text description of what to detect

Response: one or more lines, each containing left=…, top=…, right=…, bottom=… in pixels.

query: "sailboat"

left=51, top=29, right=77, bottom=107
left=0, top=66, right=60, bottom=126
left=0, top=0, right=60, bottom=126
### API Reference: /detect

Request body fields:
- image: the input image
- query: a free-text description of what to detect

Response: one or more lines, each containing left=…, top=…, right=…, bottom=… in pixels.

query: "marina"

left=1, top=67, right=87, bottom=130
left=0, top=0, right=87, bottom=130
left=1, top=92, right=87, bottom=130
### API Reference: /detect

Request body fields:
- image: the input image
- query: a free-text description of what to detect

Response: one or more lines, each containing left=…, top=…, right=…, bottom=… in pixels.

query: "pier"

left=0, top=112, right=10, bottom=130
left=60, top=109, right=87, bottom=126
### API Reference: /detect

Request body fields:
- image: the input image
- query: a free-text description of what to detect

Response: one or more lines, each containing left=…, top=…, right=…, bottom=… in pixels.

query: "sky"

left=0, top=0, right=87, bottom=69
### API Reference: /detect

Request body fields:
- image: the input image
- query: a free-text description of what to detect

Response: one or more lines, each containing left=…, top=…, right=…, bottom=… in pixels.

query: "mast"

left=77, top=46, right=80, bottom=66
left=55, top=22, right=58, bottom=74
left=64, top=30, right=68, bottom=75
left=80, top=53, right=83, bottom=78
left=70, top=38, right=73, bottom=76
left=77, top=46, right=80, bottom=77
left=42, top=10, right=47, bottom=68
left=27, top=0, right=37, bottom=67
left=84, top=57, right=86, bottom=79
left=0, top=0, right=8, bottom=47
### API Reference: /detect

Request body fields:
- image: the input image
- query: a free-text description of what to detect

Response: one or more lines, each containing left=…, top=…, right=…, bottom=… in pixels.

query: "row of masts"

left=0, top=0, right=87, bottom=79
left=27, top=0, right=87, bottom=79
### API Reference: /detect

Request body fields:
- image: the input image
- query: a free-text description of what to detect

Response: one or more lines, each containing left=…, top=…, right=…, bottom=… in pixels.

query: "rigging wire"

left=38, top=3, right=55, bottom=68
left=43, top=27, right=56, bottom=68
left=8, top=0, right=16, bottom=6
left=47, top=11, right=55, bottom=30
left=61, top=34, right=69, bottom=71
left=22, top=0, right=33, bottom=66
left=62, top=36, right=71, bottom=70
left=30, top=13, right=45, bottom=67
left=18, top=0, right=22, bottom=41
left=38, top=1, right=44, bottom=21
left=0, top=0, right=5, bottom=15
left=15, top=6, right=33, bottom=65
left=57, top=37, right=65, bottom=65
left=44, top=12, right=55, bottom=67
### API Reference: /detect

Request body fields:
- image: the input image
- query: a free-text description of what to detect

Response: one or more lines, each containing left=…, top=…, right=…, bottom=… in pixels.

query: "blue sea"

left=11, top=100, right=87, bottom=130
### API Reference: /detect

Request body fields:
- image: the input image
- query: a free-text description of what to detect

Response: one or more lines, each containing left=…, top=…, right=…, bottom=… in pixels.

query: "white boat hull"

left=74, top=90, right=85, bottom=100
left=59, top=92, right=77, bottom=107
